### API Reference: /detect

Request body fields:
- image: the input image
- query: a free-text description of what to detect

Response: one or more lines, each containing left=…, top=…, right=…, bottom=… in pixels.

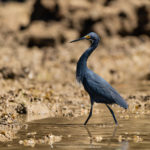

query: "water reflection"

left=84, top=126, right=92, bottom=144
left=85, top=125, right=118, bottom=145
left=120, top=141, right=129, bottom=150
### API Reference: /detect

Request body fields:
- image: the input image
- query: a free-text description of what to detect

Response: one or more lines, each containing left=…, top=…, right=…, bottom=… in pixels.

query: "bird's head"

left=70, top=32, right=100, bottom=43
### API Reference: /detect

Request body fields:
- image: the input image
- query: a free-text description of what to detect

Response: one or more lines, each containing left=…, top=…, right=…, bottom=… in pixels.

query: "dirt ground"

left=0, top=0, right=150, bottom=143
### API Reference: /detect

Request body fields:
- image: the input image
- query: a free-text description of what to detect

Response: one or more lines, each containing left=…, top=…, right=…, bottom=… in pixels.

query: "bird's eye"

left=84, top=35, right=91, bottom=39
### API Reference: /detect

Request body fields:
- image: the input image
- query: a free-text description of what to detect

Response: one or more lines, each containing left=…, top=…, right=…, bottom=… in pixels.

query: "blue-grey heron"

left=70, top=32, right=128, bottom=125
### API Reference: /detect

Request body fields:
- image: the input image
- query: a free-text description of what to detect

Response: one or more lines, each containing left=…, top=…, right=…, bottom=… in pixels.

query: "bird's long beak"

left=70, top=37, right=85, bottom=43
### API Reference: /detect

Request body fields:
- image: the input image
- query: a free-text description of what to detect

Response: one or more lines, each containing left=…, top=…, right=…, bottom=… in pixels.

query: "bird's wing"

left=84, top=71, right=128, bottom=109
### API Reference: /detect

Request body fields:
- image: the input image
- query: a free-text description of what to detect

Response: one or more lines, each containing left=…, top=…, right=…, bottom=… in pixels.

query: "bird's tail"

left=118, top=99, right=128, bottom=109
left=112, top=90, right=128, bottom=109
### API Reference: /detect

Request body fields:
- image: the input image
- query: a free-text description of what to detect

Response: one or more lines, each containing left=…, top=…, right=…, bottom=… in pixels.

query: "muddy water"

left=2, top=114, right=150, bottom=150
left=1, top=82, right=150, bottom=150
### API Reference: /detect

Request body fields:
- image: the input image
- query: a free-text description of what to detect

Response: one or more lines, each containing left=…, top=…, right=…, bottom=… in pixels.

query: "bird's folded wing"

left=85, top=72, right=128, bottom=109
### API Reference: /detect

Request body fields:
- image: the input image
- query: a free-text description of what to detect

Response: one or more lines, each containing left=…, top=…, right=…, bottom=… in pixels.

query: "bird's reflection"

left=84, top=126, right=93, bottom=144
left=112, top=125, right=118, bottom=137
left=85, top=125, right=129, bottom=150
left=84, top=125, right=118, bottom=145
left=120, top=141, right=129, bottom=150
left=107, top=125, right=118, bottom=147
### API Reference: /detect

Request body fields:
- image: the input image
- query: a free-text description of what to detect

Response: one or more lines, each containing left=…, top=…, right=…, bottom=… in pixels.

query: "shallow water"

left=1, top=82, right=150, bottom=150
left=1, top=112, right=150, bottom=150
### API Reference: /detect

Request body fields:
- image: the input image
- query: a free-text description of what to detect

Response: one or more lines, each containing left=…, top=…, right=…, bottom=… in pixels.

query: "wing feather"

left=83, top=70, right=128, bottom=109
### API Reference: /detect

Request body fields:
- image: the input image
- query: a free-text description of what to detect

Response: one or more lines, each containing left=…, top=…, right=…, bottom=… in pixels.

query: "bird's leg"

left=84, top=101, right=94, bottom=125
left=106, top=104, right=118, bottom=125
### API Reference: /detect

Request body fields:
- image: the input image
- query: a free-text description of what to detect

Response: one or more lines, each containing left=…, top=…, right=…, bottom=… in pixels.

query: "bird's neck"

left=76, top=39, right=99, bottom=83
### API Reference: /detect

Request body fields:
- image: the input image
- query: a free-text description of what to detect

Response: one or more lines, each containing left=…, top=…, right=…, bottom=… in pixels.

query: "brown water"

left=1, top=82, right=150, bottom=150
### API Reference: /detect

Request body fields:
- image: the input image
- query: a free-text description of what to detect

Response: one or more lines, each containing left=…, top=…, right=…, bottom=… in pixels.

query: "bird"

left=70, top=32, right=128, bottom=125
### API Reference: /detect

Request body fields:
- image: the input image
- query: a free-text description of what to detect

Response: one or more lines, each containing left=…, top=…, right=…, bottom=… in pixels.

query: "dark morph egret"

left=70, top=32, right=128, bottom=125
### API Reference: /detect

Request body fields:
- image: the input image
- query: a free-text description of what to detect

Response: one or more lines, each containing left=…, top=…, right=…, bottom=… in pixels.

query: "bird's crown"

left=84, top=32, right=100, bottom=41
